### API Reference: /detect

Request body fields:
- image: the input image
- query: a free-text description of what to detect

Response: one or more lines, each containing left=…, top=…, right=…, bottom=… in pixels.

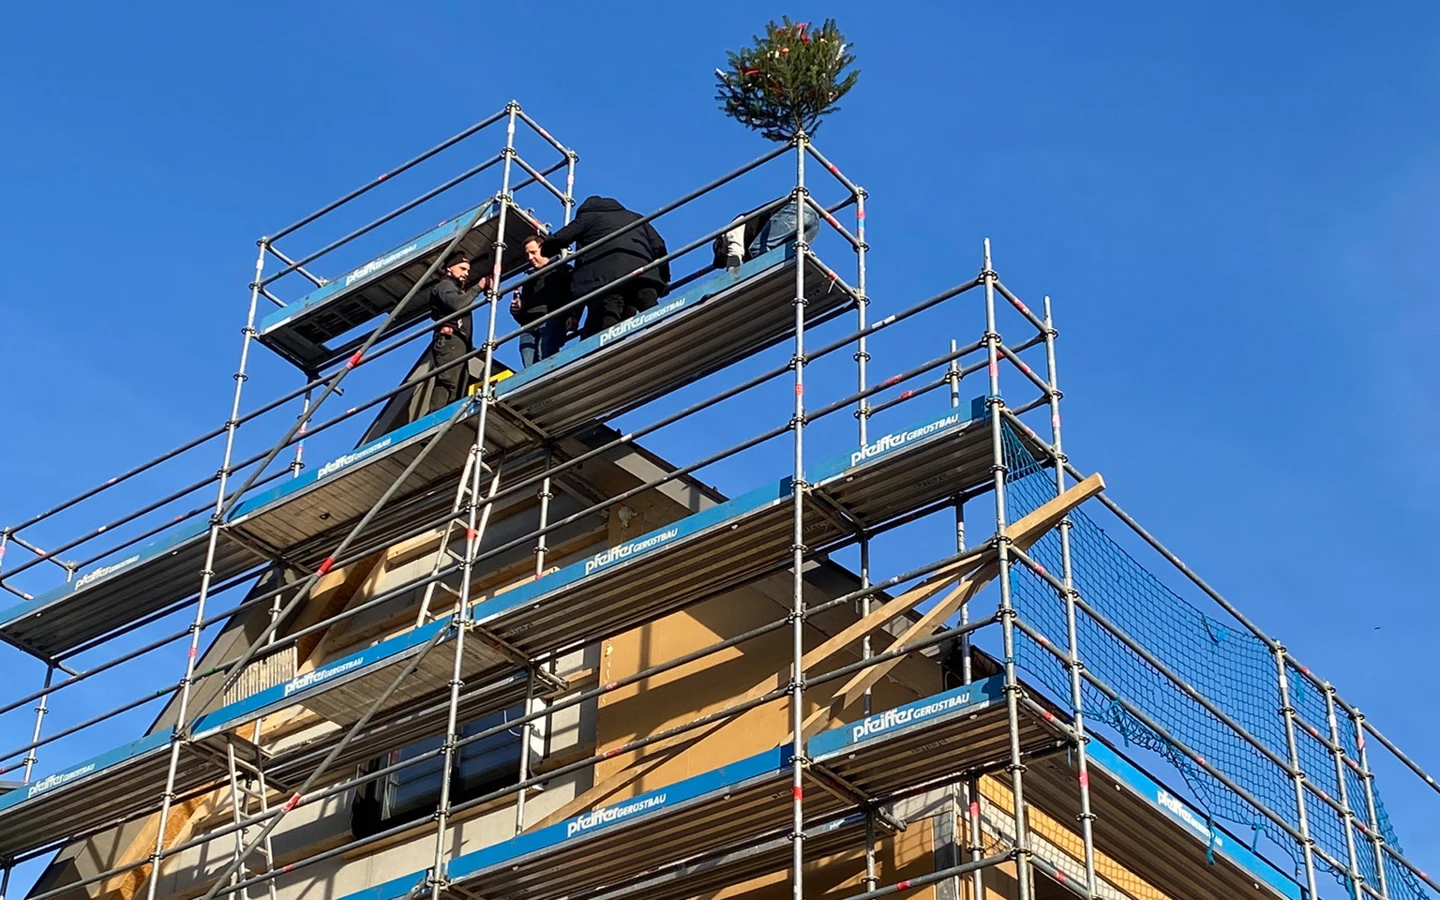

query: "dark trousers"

left=518, top=316, right=567, bottom=368
left=581, top=284, right=660, bottom=338
left=425, top=331, right=469, bottom=414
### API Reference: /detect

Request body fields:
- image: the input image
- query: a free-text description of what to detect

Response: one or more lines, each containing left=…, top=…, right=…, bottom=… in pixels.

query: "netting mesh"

left=998, top=425, right=1427, bottom=899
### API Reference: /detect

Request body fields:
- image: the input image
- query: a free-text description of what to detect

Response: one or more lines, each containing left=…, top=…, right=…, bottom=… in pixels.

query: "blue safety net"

left=999, top=425, right=1427, bottom=899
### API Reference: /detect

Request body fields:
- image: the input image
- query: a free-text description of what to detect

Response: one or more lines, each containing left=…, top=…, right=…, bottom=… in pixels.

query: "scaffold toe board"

left=809, top=676, right=1066, bottom=791
left=0, top=730, right=230, bottom=859
left=493, top=244, right=847, bottom=437
left=442, top=748, right=849, bottom=900
left=470, top=406, right=996, bottom=658
left=190, top=613, right=518, bottom=743
left=1025, top=735, right=1303, bottom=900
left=0, top=523, right=262, bottom=660
left=258, top=199, right=546, bottom=371
left=808, top=397, right=999, bottom=529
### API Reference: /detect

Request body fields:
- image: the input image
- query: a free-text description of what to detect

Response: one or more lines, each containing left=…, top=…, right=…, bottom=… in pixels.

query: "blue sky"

left=1, top=1, right=1437, bottom=895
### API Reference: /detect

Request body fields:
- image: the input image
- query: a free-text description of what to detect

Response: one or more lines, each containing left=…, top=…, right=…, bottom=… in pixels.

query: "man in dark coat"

left=541, top=196, right=669, bottom=338
left=421, top=251, right=488, bottom=415
left=511, top=235, right=572, bottom=367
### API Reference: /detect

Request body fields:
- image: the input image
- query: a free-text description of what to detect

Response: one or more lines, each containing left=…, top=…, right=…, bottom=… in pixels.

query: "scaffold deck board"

left=0, top=730, right=256, bottom=859
left=0, top=244, right=845, bottom=661
left=0, top=526, right=261, bottom=660
left=473, top=404, right=998, bottom=657
left=257, top=199, right=545, bottom=372
left=352, top=676, right=1045, bottom=900
left=1025, top=735, right=1303, bottom=900
left=494, top=245, right=847, bottom=437
left=264, top=672, right=531, bottom=789
left=809, top=676, right=1066, bottom=791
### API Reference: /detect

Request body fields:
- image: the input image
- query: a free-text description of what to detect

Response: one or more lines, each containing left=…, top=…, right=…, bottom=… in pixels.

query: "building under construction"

left=0, top=103, right=1434, bottom=900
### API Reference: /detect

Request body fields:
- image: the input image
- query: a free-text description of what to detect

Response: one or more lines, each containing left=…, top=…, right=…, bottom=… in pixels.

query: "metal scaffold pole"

left=852, top=181, right=879, bottom=896
left=563, top=150, right=578, bottom=226
left=1350, top=708, right=1392, bottom=898
left=947, top=339, right=984, bottom=900
left=143, top=241, right=266, bottom=900
left=290, top=389, right=312, bottom=478
left=981, top=238, right=1032, bottom=900
left=1272, top=645, right=1321, bottom=900
left=429, top=100, right=521, bottom=900
left=789, top=131, right=810, bottom=900
left=1041, top=294, right=1098, bottom=891
left=1323, top=683, right=1367, bottom=899
left=21, top=666, right=53, bottom=783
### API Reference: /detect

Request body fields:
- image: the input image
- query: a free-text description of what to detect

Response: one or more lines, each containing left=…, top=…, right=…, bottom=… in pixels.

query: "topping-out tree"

left=714, top=17, right=860, bottom=142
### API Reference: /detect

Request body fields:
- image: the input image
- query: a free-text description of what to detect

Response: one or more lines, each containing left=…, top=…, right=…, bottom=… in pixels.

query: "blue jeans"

left=748, top=202, right=820, bottom=256
left=518, top=316, right=566, bottom=368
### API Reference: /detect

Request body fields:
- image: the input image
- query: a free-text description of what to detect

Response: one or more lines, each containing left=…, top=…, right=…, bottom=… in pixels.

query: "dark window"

left=352, top=704, right=529, bottom=837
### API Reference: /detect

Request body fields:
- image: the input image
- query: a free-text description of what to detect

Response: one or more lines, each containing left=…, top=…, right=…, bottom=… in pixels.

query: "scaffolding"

left=0, top=101, right=1435, bottom=900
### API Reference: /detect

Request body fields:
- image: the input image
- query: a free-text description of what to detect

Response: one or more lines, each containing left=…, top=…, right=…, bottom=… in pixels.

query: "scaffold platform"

left=1026, top=736, right=1303, bottom=900
left=0, top=729, right=263, bottom=860
left=341, top=676, right=1063, bottom=900
left=257, top=198, right=545, bottom=372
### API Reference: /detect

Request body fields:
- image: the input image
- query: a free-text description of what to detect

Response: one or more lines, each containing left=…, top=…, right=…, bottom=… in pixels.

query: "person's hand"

left=566, top=316, right=579, bottom=333
left=509, top=295, right=522, bottom=316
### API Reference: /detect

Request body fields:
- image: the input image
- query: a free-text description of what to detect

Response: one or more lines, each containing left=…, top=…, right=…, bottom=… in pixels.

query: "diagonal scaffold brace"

left=183, top=394, right=483, bottom=733
left=191, top=622, right=453, bottom=900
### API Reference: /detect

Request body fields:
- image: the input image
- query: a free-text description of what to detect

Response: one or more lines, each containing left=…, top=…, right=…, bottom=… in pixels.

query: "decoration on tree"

left=714, top=17, right=859, bottom=142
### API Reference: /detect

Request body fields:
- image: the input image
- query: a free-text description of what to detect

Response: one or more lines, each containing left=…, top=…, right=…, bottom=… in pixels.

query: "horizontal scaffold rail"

left=0, top=244, right=844, bottom=661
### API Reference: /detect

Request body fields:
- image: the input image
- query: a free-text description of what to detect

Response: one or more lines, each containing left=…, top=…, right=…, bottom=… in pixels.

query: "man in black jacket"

left=511, top=235, right=571, bottom=367
left=541, top=196, right=669, bottom=338
left=422, top=251, right=488, bottom=415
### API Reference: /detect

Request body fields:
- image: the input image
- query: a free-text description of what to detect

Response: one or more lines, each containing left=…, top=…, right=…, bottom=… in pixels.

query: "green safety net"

left=999, top=425, right=1426, bottom=899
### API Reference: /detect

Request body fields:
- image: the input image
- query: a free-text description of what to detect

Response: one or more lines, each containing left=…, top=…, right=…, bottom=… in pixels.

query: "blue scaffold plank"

left=445, top=747, right=792, bottom=885
left=0, top=727, right=226, bottom=859
left=258, top=200, right=546, bottom=371
left=0, top=730, right=171, bottom=817
left=496, top=245, right=796, bottom=399
left=190, top=618, right=453, bottom=740
left=808, top=675, right=1007, bottom=761
left=1082, top=738, right=1304, bottom=900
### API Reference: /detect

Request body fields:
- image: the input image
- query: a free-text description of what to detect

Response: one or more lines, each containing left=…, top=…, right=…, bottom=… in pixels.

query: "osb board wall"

left=594, top=584, right=939, bottom=790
